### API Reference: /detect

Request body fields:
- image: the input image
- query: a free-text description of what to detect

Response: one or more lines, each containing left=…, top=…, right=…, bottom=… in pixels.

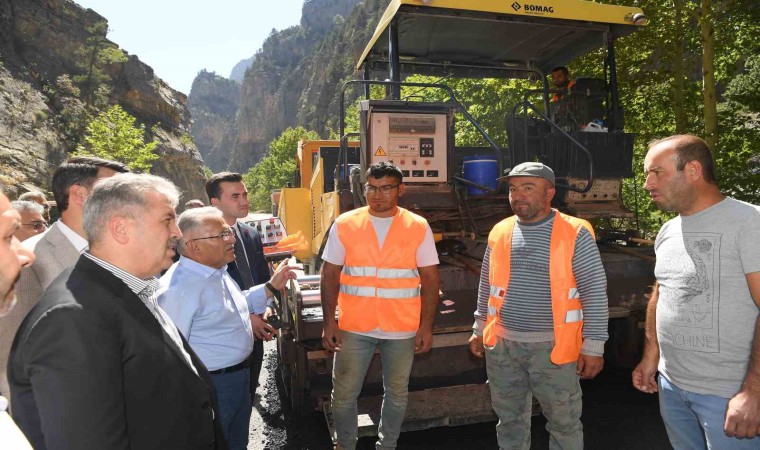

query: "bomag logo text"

left=524, top=4, right=554, bottom=13
left=509, top=1, right=555, bottom=15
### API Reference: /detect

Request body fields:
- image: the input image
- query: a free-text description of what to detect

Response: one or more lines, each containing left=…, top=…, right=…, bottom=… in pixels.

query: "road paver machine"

left=274, top=0, right=654, bottom=439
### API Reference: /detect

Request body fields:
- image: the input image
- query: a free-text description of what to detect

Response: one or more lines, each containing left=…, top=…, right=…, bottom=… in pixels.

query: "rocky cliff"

left=187, top=71, right=240, bottom=172
left=0, top=0, right=208, bottom=202
left=189, top=0, right=381, bottom=174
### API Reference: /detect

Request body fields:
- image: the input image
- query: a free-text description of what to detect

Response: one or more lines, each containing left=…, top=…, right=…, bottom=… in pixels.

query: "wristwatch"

left=265, top=281, right=277, bottom=298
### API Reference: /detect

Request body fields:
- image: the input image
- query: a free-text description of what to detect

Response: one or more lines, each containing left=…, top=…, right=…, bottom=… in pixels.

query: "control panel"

left=367, top=112, right=448, bottom=183
left=245, top=217, right=287, bottom=252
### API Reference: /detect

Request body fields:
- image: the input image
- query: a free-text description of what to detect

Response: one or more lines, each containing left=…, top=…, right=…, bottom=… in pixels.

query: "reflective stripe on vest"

left=339, top=285, right=421, bottom=299
left=565, top=309, right=583, bottom=323
left=483, top=211, right=595, bottom=365
left=489, top=285, right=507, bottom=298
left=342, top=266, right=419, bottom=279
left=336, top=207, right=428, bottom=333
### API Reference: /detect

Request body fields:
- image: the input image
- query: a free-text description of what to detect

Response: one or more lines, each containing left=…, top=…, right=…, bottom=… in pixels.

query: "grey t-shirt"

left=655, top=198, right=760, bottom=397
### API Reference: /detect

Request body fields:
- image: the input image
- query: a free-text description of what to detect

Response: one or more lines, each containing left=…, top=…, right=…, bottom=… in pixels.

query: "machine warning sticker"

left=375, top=147, right=387, bottom=156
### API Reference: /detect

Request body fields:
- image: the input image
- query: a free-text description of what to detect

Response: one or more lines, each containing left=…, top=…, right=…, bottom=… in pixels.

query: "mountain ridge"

left=188, top=0, right=386, bottom=173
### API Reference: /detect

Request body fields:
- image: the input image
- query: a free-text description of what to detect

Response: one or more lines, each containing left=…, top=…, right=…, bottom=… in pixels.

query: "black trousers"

left=249, top=338, right=264, bottom=398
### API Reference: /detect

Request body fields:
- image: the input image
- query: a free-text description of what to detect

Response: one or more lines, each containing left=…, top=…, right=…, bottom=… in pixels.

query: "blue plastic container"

left=462, top=155, right=499, bottom=195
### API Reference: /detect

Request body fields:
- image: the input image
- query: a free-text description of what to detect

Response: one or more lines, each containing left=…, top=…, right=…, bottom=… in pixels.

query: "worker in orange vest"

left=321, top=161, right=440, bottom=450
left=550, top=66, right=578, bottom=131
left=550, top=66, right=576, bottom=103
left=469, top=162, right=609, bottom=449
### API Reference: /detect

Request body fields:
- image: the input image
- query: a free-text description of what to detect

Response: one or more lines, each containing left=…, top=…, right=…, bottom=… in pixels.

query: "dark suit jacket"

left=8, top=256, right=228, bottom=450
left=227, top=221, right=270, bottom=287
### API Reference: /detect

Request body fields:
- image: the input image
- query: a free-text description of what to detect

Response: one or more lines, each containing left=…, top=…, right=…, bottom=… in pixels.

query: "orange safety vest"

left=482, top=211, right=595, bottom=365
left=550, top=79, right=576, bottom=103
left=335, top=206, right=428, bottom=333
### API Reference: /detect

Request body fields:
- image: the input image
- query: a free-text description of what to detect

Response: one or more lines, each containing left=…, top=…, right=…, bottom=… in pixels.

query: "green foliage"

left=72, top=21, right=127, bottom=107
left=179, top=132, right=194, bottom=147
left=590, top=0, right=760, bottom=236
left=716, top=54, right=760, bottom=202
left=73, top=104, right=159, bottom=172
left=47, top=22, right=129, bottom=150
left=34, top=109, right=49, bottom=124
left=243, top=126, right=320, bottom=211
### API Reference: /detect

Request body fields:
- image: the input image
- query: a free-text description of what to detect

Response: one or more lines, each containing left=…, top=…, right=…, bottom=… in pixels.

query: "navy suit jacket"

left=227, top=221, right=270, bottom=288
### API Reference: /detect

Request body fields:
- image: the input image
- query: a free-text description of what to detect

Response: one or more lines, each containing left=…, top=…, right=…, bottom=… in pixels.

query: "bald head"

left=648, top=135, right=717, bottom=185
left=644, top=134, right=723, bottom=215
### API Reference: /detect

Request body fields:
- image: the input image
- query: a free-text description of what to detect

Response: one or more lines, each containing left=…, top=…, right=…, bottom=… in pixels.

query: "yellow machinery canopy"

left=357, top=0, right=646, bottom=78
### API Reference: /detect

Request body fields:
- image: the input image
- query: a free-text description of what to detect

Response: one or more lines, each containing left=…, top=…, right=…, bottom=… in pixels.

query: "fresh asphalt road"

left=248, top=341, right=672, bottom=450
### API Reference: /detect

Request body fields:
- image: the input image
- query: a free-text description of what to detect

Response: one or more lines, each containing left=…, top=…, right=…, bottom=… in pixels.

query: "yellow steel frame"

left=357, top=0, right=646, bottom=71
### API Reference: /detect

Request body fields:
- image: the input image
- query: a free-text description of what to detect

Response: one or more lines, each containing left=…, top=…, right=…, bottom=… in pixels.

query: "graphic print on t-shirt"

left=657, top=232, right=721, bottom=353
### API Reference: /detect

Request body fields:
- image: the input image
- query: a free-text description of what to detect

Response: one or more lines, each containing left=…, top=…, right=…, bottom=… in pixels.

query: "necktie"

left=233, top=226, right=255, bottom=290
left=138, top=280, right=198, bottom=375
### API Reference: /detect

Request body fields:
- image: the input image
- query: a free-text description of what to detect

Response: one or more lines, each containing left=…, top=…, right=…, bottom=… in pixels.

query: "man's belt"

left=208, top=356, right=251, bottom=375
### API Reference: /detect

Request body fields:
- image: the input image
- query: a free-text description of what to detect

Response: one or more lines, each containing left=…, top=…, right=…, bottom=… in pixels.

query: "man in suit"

left=8, top=173, right=227, bottom=450
left=206, top=172, right=276, bottom=400
left=0, top=156, right=128, bottom=398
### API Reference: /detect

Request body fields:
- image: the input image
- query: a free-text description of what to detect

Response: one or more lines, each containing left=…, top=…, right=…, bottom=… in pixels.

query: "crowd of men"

left=0, top=133, right=758, bottom=450
left=0, top=157, right=296, bottom=450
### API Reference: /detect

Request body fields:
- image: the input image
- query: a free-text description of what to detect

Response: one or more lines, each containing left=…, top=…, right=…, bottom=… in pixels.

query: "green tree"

left=73, top=105, right=159, bottom=172
left=699, top=0, right=719, bottom=150
left=73, top=21, right=128, bottom=107
left=243, top=126, right=320, bottom=211
left=716, top=53, right=760, bottom=202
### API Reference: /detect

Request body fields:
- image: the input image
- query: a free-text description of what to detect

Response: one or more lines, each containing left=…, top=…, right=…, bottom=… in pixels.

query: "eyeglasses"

left=364, top=184, right=400, bottom=195
left=22, top=221, right=48, bottom=231
left=190, top=230, right=234, bottom=242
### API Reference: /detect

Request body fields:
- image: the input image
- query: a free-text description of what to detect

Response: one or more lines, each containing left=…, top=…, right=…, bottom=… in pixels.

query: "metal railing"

left=507, top=89, right=594, bottom=193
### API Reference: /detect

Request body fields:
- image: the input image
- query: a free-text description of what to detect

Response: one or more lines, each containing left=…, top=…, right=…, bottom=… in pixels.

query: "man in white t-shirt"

left=633, top=135, right=760, bottom=449
left=321, top=162, right=440, bottom=450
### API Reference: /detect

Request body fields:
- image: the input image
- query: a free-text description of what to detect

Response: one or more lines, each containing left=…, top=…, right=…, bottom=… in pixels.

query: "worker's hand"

left=468, top=334, right=485, bottom=358
left=724, top=389, right=760, bottom=438
left=631, top=355, right=659, bottom=393
left=414, top=325, right=433, bottom=354
left=270, top=257, right=301, bottom=290
left=251, top=313, right=277, bottom=341
left=577, top=354, right=603, bottom=379
left=322, top=321, right=342, bottom=352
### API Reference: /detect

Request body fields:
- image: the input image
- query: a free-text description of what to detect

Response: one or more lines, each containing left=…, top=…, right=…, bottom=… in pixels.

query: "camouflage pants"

left=485, top=339, right=583, bottom=450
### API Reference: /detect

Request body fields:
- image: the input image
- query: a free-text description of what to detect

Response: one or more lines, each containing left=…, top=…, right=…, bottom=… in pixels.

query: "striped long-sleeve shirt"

left=473, top=211, right=609, bottom=356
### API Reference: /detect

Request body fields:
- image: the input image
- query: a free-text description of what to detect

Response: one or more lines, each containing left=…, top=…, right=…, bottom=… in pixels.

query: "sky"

left=73, top=0, right=305, bottom=95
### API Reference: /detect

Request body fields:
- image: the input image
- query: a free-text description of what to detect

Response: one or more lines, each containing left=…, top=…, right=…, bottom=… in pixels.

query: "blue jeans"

left=659, top=375, right=760, bottom=450
left=210, top=369, right=252, bottom=450
left=485, top=339, right=583, bottom=450
left=331, top=331, right=416, bottom=450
